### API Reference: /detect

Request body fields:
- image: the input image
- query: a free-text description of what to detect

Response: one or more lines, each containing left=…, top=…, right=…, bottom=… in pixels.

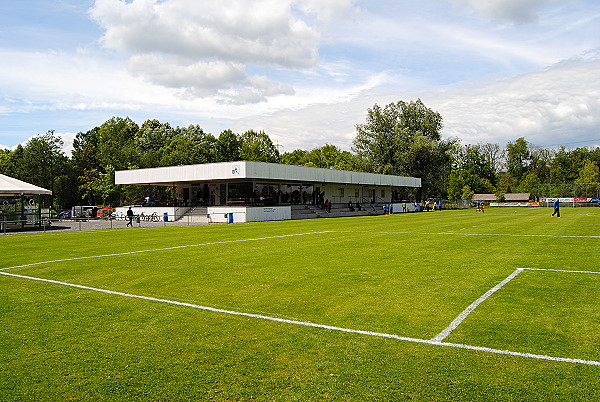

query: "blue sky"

left=1, top=0, right=599, bottom=154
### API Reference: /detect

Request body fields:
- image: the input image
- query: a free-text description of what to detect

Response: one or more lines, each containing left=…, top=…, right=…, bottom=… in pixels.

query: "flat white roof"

left=115, top=161, right=421, bottom=188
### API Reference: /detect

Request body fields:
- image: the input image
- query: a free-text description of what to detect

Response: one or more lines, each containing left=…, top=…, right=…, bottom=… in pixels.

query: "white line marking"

left=432, top=269, right=524, bottom=342
left=524, top=268, right=600, bottom=274
left=428, top=232, right=600, bottom=239
left=338, top=230, right=600, bottom=239
left=1, top=271, right=599, bottom=366
left=0, top=231, right=334, bottom=271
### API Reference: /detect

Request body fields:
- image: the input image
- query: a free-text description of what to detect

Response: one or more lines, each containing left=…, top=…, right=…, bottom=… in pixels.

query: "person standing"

left=552, top=199, right=560, bottom=217
left=126, top=207, right=134, bottom=227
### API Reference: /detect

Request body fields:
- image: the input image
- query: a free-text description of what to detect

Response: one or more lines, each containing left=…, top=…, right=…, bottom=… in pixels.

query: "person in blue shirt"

left=551, top=199, right=560, bottom=217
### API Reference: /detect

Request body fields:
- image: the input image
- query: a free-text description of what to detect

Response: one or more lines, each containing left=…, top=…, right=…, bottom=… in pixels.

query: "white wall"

left=207, top=206, right=291, bottom=223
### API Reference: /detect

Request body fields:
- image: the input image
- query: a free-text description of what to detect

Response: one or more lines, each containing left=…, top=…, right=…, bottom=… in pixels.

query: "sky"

left=1, top=0, right=599, bottom=154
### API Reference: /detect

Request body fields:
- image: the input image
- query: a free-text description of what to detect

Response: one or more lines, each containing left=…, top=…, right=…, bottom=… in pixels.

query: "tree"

left=78, top=167, right=118, bottom=206
left=447, top=170, right=467, bottom=200
left=550, top=146, right=589, bottom=184
left=497, top=172, right=516, bottom=193
left=97, top=117, right=139, bottom=170
left=215, top=129, right=241, bottom=162
left=239, top=130, right=279, bottom=162
left=353, top=99, right=444, bottom=175
left=15, top=131, right=71, bottom=209
left=280, top=149, right=309, bottom=166
left=505, top=137, right=531, bottom=183
left=135, top=120, right=175, bottom=168
left=160, top=126, right=216, bottom=166
left=304, top=144, right=356, bottom=170
left=518, top=173, right=541, bottom=199
left=400, top=134, right=456, bottom=198
left=449, top=143, right=498, bottom=197
left=576, top=160, right=600, bottom=184
left=0, top=149, right=11, bottom=174
left=574, top=160, right=600, bottom=197
left=461, top=185, right=474, bottom=200
left=72, top=127, right=102, bottom=174
left=480, top=143, right=502, bottom=177
left=528, top=146, right=552, bottom=184
left=353, top=99, right=452, bottom=197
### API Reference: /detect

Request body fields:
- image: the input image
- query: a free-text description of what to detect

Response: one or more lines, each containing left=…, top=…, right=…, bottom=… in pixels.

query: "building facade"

left=115, top=161, right=421, bottom=222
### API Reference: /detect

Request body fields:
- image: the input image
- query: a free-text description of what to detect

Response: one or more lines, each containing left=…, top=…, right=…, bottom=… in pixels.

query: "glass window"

left=280, top=184, right=292, bottom=204
left=290, top=185, right=301, bottom=204
left=219, top=184, right=227, bottom=205
left=256, top=183, right=278, bottom=205
left=227, top=182, right=254, bottom=205
left=302, top=184, right=314, bottom=204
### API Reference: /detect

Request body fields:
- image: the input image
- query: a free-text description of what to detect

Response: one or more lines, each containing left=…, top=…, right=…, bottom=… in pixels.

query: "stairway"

left=177, top=206, right=209, bottom=223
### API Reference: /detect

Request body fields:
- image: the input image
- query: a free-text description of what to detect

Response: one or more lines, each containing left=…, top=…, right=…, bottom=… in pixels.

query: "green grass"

left=1, top=207, right=599, bottom=400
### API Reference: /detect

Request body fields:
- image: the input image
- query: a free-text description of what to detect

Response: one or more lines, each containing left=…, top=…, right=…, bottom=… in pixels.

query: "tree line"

left=1, top=99, right=599, bottom=211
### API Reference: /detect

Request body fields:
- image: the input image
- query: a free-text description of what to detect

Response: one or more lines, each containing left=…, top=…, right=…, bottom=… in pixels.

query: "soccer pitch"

left=1, top=208, right=599, bottom=400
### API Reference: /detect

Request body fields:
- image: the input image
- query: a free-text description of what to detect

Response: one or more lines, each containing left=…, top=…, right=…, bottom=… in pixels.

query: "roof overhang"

left=115, top=161, right=421, bottom=188
left=0, top=173, right=52, bottom=196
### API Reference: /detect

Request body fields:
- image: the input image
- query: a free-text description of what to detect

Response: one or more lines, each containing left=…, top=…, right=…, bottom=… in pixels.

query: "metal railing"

left=0, top=213, right=216, bottom=234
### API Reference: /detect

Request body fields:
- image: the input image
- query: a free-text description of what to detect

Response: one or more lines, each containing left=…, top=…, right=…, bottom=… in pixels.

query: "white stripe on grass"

left=432, top=267, right=600, bottom=342
left=524, top=268, right=600, bottom=274
left=428, top=232, right=600, bottom=239
left=0, top=231, right=334, bottom=271
left=1, top=271, right=599, bottom=367
left=338, top=230, right=600, bottom=239
left=432, top=269, right=524, bottom=342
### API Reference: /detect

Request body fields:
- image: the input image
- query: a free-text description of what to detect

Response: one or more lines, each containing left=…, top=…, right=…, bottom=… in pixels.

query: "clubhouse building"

left=115, top=161, right=421, bottom=223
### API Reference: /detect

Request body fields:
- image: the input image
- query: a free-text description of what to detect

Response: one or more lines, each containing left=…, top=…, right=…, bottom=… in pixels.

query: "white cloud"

left=429, top=53, right=600, bottom=147
left=230, top=53, right=600, bottom=151
left=88, top=0, right=356, bottom=103
left=127, top=55, right=246, bottom=89
left=0, top=48, right=172, bottom=113
left=447, top=0, right=559, bottom=23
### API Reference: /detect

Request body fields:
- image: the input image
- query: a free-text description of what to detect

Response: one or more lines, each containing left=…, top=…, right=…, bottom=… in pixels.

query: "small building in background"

left=473, top=193, right=531, bottom=202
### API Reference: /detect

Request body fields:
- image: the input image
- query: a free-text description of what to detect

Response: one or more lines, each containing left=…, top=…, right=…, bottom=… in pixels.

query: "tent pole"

left=20, top=193, right=25, bottom=230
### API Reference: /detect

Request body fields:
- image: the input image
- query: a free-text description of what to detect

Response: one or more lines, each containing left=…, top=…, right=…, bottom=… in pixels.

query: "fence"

left=0, top=214, right=212, bottom=235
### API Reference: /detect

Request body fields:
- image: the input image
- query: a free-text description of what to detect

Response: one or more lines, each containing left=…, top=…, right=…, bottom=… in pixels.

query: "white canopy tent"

left=0, top=173, right=52, bottom=196
left=1, top=174, right=52, bottom=231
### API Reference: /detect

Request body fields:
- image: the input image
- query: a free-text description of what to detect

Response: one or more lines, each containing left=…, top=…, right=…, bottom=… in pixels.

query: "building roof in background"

left=0, top=174, right=52, bottom=196
left=504, top=193, right=530, bottom=201
left=473, top=193, right=530, bottom=201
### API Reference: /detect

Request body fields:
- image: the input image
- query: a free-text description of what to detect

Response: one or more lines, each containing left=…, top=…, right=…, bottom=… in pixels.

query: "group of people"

left=424, top=200, right=443, bottom=212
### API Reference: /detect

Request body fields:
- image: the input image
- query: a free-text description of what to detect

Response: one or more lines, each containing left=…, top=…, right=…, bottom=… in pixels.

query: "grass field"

left=1, top=207, right=599, bottom=400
